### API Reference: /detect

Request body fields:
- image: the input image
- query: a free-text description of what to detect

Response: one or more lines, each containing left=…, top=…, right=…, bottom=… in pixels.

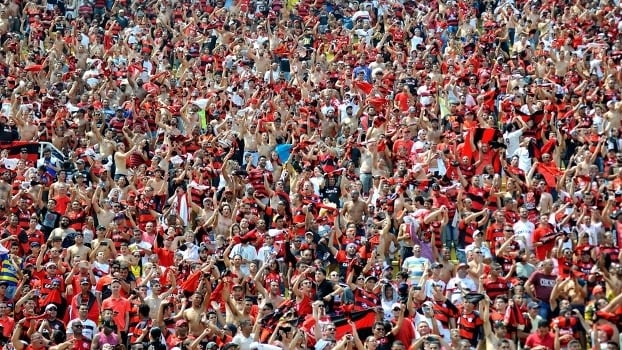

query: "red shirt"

left=102, top=296, right=131, bottom=331
left=153, top=247, right=174, bottom=267
left=525, top=331, right=555, bottom=350
left=533, top=225, right=557, bottom=260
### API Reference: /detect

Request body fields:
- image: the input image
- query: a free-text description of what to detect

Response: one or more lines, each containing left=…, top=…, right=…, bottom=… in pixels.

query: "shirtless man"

left=14, top=111, right=38, bottom=141
left=48, top=216, right=77, bottom=243
left=65, top=232, right=91, bottom=263
left=0, top=171, right=12, bottom=204
left=223, top=286, right=252, bottom=325
left=604, top=100, right=622, bottom=131
left=254, top=259, right=285, bottom=307
left=51, top=124, right=72, bottom=151
left=91, top=187, right=115, bottom=227
left=257, top=126, right=277, bottom=159
left=93, top=128, right=117, bottom=160
left=437, top=247, right=456, bottom=283
left=146, top=169, right=168, bottom=199
left=341, top=191, right=369, bottom=227
left=551, top=49, right=570, bottom=77
left=0, top=7, right=9, bottom=37
left=240, top=117, right=260, bottom=166
left=142, top=268, right=176, bottom=319
left=113, top=142, right=137, bottom=179
left=89, top=226, right=117, bottom=261
left=396, top=219, right=416, bottom=266
left=179, top=292, right=207, bottom=337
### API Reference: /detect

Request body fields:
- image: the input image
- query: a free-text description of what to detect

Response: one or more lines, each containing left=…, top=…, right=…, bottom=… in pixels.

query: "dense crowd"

left=0, top=0, right=620, bottom=350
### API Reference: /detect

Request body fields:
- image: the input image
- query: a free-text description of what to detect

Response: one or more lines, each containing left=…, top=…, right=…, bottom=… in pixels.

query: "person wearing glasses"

left=370, top=304, right=406, bottom=350
left=465, top=230, right=492, bottom=259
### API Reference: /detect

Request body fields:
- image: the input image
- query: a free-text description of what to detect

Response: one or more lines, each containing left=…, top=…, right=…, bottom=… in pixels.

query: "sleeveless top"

left=97, top=331, right=119, bottom=347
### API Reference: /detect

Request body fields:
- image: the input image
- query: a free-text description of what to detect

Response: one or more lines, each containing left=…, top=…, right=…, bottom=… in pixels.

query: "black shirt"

left=315, top=279, right=336, bottom=313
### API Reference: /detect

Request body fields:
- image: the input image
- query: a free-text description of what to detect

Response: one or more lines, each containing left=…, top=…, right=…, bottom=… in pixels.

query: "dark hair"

left=138, top=304, right=150, bottom=317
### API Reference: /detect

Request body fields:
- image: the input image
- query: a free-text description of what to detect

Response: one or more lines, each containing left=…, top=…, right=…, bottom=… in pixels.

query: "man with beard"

left=129, top=228, right=153, bottom=258
left=37, top=304, right=66, bottom=338
left=55, top=321, right=91, bottom=350
left=48, top=216, right=76, bottom=243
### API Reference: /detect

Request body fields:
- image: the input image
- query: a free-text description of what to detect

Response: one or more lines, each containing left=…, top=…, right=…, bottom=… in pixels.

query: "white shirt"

left=504, top=129, right=523, bottom=157
left=413, top=313, right=450, bottom=343
left=580, top=222, right=605, bottom=245
left=424, top=278, right=446, bottom=299
left=232, top=333, right=255, bottom=350
left=263, top=69, right=280, bottom=83
left=180, top=243, right=200, bottom=262
left=229, top=243, right=258, bottom=275
left=417, top=85, right=433, bottom=106
left=66, top=318, right=98, bottom=340
left=257, top=245, right=276, bottom=264
left=446, top=276, right=477, bottom=305
left=410, top=36, right=424, bottom=51
left=512, top=146, right=532, bottom=173
left=513, top=219, right=535, bottom=251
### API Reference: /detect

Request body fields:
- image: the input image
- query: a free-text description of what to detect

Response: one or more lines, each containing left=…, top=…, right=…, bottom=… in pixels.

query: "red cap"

left=598, top=324, right=614, bottom=339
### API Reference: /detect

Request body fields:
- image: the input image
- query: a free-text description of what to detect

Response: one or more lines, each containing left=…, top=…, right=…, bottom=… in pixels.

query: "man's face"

left=110, top=281, right=121, bottom=292
left=72, top=324, right=83, bottom=336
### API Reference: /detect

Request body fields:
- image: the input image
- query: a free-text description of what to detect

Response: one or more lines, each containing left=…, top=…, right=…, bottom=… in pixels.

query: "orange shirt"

left=102, top=296, right=131, bottom=331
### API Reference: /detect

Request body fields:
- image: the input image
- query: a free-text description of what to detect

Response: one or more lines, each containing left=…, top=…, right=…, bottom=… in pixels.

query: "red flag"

left=541, top=138, right=557, bottom=156
left=24, top=64, right=44, bottom=72
left=536, top=163, right=562, bottom=188
left=180, top=269, right=202, bottom=294
left=515, top=109, right=546, bottom=126
left=300, top=309, right=377, bottom=344
left=368, top=97, right=388, bottom=109
left=354, top=80, right=373, bottom=94
left=461, top=128, right=502, bottom=161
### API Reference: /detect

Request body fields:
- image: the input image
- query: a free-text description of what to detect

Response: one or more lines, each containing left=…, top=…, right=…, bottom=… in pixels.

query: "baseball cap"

left=80, top=277, right=90, bottom=285
left=45, top=304, right=57, bottom=311
left=528, top=302, right=540, bottom=309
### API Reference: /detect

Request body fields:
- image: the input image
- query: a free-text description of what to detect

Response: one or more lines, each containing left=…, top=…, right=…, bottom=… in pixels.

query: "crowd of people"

left=0, top=0, right=620, bottom=350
